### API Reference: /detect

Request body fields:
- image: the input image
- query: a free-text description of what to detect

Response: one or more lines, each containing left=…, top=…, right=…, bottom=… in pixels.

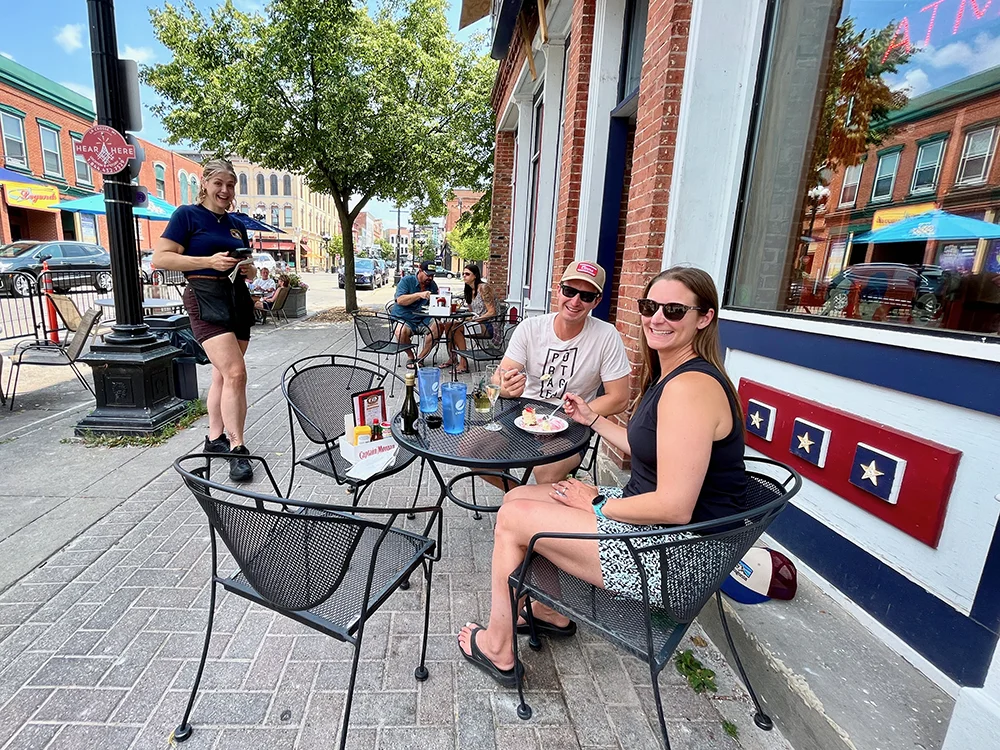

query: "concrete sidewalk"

left=0, top=315, right=795, bottom=749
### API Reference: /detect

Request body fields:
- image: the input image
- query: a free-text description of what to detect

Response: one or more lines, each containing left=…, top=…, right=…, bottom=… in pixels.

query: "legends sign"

left=73, top=125, right=135, bottom=175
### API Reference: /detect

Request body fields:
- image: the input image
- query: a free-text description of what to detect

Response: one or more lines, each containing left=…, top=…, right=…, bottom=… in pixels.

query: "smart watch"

left=591, top=494, right=608, bottom=520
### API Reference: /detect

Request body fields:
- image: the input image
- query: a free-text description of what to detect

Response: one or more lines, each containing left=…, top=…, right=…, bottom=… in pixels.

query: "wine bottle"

left=401, top=373, right=420, bottom=435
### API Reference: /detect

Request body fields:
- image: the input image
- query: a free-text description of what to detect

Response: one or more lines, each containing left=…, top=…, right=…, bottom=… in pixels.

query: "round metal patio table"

left=391, top=396, right=592, bottom=515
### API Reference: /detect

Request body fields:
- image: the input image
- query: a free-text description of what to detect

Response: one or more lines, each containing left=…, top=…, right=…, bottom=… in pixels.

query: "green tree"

left=325, top=233, right=344, bottom=265
left=420, top=243, right=436, bottom=262
left=145, top=0, right=496, bottom=312
left=447, top=220, right=489, bottom=263
left=375, top=238, right=395, bottom=262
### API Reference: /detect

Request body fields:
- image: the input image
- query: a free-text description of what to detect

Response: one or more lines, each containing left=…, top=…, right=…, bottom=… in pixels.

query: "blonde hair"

left=197, top=158, right=238, bottom=206
left=636, top=266, right=743, bottom=424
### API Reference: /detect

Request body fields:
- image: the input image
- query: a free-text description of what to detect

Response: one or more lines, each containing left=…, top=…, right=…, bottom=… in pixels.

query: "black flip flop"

left=516, top=607, right=577, bottom=638
left=459, top=625, right=524, bottom=688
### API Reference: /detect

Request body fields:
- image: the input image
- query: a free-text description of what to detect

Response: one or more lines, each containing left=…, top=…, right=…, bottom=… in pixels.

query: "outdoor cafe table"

left=391, top=396, right=592, bottom=516
left=95, top=297, right=185, bottom=315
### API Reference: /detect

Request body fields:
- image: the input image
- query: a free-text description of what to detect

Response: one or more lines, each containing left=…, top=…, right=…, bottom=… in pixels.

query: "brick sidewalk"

left=0, top=320, right=794, bottom=750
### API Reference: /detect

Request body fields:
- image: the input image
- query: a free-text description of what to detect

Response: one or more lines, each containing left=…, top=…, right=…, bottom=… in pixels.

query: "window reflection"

left=731, top=0, right=1000, bottom=338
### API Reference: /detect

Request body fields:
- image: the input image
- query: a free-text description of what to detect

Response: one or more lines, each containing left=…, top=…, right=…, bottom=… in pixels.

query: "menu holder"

left=352, top=388, right=387, bottom=428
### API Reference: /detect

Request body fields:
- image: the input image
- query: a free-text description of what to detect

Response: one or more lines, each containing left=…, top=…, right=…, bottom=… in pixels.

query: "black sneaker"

left=228, top=445, right=254, bottom=483
left=204, top=434, right=231, bottom=454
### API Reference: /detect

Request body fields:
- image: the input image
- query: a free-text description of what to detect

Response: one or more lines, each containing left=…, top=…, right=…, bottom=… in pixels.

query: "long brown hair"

left=636, top=266, right=743, bottom=423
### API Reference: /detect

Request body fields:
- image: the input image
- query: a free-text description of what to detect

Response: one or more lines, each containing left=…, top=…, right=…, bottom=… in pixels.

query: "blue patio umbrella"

left=853, top=209, right=1000, bottom=244
left=50, top=192, right=177, bottom=221
left=230, top=211, right=285, bottom=233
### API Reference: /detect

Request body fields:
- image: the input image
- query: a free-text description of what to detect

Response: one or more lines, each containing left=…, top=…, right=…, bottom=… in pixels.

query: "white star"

left=750, top=411, right=763, bottom=429
left=797, top=433, right=814, bottom=453
left=860, top=460, right=883, bottom=486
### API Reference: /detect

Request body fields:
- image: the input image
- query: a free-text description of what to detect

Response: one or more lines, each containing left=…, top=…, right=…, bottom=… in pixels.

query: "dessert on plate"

left=521, top=405, right=537, bottom=426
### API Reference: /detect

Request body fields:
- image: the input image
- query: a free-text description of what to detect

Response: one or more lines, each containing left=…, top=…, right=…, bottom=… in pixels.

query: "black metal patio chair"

left=352, top=311, right=418, bottom=393
left=281, top=354, right=425, bottom=504
left=171, top=453, right=441, bottom=750
left=5, top=306, right=101, bottom=410
left=258, top=285, right=290, bottom=325
left=508, top=457, right=801, bottom=749
left=446, top=311, right=514, bottom=381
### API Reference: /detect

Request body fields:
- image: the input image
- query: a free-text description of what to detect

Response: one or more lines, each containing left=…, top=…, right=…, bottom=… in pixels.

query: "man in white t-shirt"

left=497, top=260, right=632, bottom=484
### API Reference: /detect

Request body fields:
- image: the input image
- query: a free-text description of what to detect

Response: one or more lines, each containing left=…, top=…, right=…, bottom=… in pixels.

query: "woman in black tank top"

left=457, top=267, right=747, bottom=688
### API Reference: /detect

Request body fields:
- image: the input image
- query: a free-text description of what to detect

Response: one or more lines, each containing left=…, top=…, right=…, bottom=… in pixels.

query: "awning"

left=853, top=209, right=1000, bottom=244
left=50, top=192, right=177, bottom=221
left=0, top=167, right=45, bottom=185
left=459, top=0, right=491, bottom=28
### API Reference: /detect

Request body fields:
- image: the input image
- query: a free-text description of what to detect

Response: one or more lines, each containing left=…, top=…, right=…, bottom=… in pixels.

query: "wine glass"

left=484, top=365, right=502, bottom=432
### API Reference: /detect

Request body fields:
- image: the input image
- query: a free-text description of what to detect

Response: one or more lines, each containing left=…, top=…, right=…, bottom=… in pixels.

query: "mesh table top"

left=391, top=397, right=591, bottom=469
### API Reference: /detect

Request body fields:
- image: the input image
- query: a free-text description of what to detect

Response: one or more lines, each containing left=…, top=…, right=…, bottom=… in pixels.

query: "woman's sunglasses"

left=637, top=299, right=706, bottom=321
left=559, top=284, right=600, bottom=303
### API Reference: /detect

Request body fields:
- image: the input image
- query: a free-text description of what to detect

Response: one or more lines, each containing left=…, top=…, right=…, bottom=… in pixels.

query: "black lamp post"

left=76, top=0, right=187, bottom=436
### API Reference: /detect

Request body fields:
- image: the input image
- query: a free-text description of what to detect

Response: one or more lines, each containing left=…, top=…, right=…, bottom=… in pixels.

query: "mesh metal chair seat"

left=282, top=354, right=424, bottom=503
left=508, top=457, right=801, bottom=749
left=448, top=313, right=514, bottom=380
left=172, top=453, right=441, bottom=750
left=353, top=311, right=418, bottom=388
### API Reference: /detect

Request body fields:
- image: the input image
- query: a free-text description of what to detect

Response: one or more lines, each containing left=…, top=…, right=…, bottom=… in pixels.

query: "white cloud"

left=54, top=24, right=85, bottom=54
left=924, top=32, right=1000, bottom=76
left=0, top=51, right=14, bottom=61
left=891, top=68, right=933, bottom=97
left=122, top=45, right=155, bottom=65
left=59, top=81, right=95, bottom=104
left=233, top=0, right=265, bottom=12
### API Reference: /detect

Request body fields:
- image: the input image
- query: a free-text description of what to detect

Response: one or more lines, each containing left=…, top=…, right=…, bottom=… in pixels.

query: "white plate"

left=514, top=415, right=569, bottom=435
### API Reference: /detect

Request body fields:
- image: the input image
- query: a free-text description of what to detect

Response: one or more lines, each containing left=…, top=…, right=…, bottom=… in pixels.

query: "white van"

left=252, top=252, right=277, bottom=272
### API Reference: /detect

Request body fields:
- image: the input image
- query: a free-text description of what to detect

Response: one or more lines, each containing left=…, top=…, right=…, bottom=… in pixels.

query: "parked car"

left=0, top=240, right=114, bottom=297
left=821, top=263, right=947, bottom=320
left=374, top=258, right=388, bottom=286
left=338, top=257, right=383, bottom=289
left=139, top=250, right=154, bottom=282
left=433, top=268, right=456, bottom=279
left=252, top=252, right=277, bottom=273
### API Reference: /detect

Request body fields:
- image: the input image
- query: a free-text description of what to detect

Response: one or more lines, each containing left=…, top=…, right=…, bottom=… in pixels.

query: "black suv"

left=0, top=240, right=114, bottom=297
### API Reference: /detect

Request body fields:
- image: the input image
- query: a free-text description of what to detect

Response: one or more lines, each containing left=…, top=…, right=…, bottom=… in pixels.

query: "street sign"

left=72, top=125, right=136, bottom=175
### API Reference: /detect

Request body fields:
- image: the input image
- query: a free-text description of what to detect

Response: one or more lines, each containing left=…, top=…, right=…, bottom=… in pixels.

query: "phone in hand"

left=228, top=248, right=252, bottom=259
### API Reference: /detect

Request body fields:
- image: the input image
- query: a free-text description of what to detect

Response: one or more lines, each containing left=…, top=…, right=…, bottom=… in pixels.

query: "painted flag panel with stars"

left=745, top=399, right=777, bottom=441
left=849, top=442, right=907, bottom=505
left=788, top=418, right=832, bottom=468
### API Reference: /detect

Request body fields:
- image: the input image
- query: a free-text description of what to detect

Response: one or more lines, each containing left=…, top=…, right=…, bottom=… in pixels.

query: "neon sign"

left=881, top=0, right=996, bottom=63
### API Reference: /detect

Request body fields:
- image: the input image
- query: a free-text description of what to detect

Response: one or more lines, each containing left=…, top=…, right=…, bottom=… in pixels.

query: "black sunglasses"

left=560, top=284, right=600, bottom=303
left=637, top=299, right=707, bottom=321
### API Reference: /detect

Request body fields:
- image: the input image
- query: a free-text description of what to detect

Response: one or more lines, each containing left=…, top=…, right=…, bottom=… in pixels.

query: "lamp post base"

left=75, top=338, right=191, bottom=436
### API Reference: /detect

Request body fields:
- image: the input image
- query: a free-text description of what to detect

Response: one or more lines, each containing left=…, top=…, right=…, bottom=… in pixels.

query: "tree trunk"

left=338, top=207, right=358, bottom=313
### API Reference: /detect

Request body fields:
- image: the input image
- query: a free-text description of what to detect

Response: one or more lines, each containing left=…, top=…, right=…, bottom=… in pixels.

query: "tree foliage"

left=809, top=18, right=912, bottom=184
left=144, top=0, right=496, bottom=311
left=325, top=233, right=344, bottom=262
left=447, top=220, right=489, bottom=263
left=375, top=238, right=395, bottom=261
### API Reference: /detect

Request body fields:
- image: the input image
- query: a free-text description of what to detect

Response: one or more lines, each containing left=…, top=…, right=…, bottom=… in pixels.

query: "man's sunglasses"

left=637, top=299, right=707, bottom=321
left=560, top=284, right=600, bottom=303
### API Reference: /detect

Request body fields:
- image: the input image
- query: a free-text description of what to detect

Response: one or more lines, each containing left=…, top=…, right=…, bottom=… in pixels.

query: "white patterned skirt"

left=595, top=486, right=694, bottom=608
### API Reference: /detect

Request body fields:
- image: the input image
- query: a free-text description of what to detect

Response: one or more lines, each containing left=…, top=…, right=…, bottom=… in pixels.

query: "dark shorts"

left=394, top=309, right=433, bottom=334
left=184, top=285, right=253, bottom=344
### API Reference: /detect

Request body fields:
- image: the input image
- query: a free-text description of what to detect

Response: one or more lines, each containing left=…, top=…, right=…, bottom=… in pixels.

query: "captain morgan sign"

left=73, top=125, right=135, bottom=175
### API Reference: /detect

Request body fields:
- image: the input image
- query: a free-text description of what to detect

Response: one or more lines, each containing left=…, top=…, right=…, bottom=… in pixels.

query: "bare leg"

left=201, top=334, right=250, bottom=446
left=458, top=498, right=604, bottom=669
left=396, top=325, right=414, bottom=360
left=451, top=325, right=469, bottom=372
left=416, top=321, right=439, bottom=361
left=206, top=363, right=225, bottom=440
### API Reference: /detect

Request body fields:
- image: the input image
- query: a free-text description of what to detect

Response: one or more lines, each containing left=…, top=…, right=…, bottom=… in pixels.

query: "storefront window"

left=729, top=0, right=1000, bottom=339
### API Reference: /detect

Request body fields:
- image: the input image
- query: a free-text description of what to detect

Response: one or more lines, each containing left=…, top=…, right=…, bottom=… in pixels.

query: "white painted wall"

left=574, top=0, right=627, bottom=263
left=726, top=350, right=1000, bottom=614
left=661, top=0, right=768, bottom=280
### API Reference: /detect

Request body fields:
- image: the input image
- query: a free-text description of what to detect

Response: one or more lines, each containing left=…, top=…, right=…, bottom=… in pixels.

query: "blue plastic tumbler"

left=417, top=367, right=440, bottom=414
left=441, top=382, right=467, bottom=435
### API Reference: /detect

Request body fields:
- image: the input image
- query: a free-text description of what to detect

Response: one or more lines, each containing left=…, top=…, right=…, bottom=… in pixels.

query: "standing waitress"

left=152, top=159, right=255, bottom=481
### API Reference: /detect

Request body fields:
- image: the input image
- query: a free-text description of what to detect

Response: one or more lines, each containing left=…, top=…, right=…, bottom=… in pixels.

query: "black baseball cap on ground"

left=419, top=261, right=436, bottom=273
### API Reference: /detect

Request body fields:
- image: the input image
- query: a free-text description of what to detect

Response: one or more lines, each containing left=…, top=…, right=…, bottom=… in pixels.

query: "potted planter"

left=285, top=274, right=309, bottom=318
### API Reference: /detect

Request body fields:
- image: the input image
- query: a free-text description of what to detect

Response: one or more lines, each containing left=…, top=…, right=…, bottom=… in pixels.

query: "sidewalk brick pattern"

left=0, top=322, right=791, bottom=750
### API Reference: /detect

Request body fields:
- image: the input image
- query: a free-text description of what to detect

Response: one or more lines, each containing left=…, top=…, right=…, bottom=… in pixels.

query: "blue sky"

left=845, top=0, right=1000, bottom=97
left=0, top=0, right=488, bottom=225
